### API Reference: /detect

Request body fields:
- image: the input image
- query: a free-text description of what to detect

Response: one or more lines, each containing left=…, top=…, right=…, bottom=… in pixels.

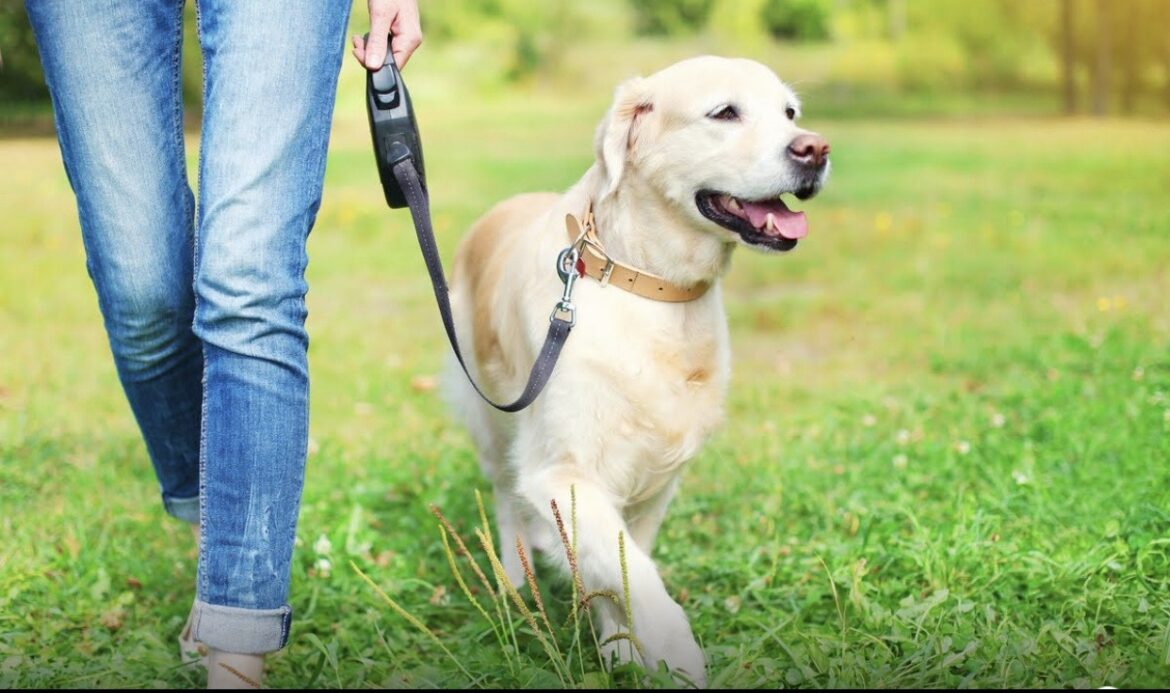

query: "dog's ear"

left=594, top=77, right=653, bottom=200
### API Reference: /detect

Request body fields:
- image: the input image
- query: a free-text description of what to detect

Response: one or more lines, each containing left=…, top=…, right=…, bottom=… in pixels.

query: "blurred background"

left=2, top=1, right=1169, bottom=688
left=3, top=0, right=1170, bottom=124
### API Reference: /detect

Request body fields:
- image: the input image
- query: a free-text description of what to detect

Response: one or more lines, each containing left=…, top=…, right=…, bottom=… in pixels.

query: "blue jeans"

left=27, top=0, right=351, bottom=653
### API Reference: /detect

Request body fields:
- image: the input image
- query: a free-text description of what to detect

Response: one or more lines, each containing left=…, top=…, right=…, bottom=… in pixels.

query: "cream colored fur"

left=444, top=56, right=829, bottom=687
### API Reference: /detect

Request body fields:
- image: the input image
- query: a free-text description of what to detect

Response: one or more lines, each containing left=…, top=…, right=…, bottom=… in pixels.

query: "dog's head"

left=594, top=56, right=830, bottom=253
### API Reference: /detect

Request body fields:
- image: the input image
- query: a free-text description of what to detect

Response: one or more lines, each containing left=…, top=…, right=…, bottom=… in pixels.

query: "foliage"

left=706, top=0, right=770, bottom=48
left=760, top=0, right=833, bottom=41
left=628, top=0, right=714, bottom=36
left=0, top=0, right=204, bottom=118
left=902, top=0, right=1053, bottom=89
left=419, top=0, right=596, bottom=82
left=4, top=0, right=1170, bottom=116
left=0, top=0, right=47, bottom=101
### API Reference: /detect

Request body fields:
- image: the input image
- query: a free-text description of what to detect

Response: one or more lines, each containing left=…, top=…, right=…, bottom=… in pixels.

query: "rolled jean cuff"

left=162, top=494, right=200, bottom=525
left=191, top=600, right=292, bottom=654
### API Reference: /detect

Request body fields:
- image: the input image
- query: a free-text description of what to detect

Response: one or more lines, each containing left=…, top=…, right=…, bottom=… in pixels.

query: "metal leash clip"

left=551, top=246, right=580, bottom=326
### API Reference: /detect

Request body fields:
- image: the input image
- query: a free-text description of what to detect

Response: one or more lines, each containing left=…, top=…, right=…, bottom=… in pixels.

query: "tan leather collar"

left=565, top=205, right=710, bottom=303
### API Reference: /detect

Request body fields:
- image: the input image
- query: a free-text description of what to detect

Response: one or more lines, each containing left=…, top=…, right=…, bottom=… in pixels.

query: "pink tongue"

left=741, top=199, right=808, bottom=240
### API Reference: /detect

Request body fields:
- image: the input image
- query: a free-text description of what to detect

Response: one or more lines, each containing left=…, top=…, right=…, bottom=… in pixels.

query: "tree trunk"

left=1165, top=41, right=1170, bottom=110
left=1060, top=0, right=1078, bottom=114
left=1117, top=2, right=1141, bottom=114
left=1091, top=0, right=1111, bottom=116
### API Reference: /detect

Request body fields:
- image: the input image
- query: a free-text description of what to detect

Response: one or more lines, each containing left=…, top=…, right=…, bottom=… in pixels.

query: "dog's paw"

left=648, top=632, right=706, bottom=688
left=596, top=627, right=706, bottom=689
left=636, top=601, right=707, bottom=688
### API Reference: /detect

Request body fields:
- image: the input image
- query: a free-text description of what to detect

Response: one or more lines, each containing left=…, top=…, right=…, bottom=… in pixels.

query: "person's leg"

left=26, top=0, right=203, bottom=524
left=184, top=0, right=352, bottom=678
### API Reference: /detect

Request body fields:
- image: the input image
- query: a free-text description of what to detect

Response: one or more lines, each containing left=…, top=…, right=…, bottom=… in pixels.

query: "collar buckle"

left=598, top=258, right=615, bottom=286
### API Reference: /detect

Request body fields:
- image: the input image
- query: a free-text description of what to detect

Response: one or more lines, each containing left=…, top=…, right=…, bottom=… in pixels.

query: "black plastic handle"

left=365, top=34, right=425, bottom=209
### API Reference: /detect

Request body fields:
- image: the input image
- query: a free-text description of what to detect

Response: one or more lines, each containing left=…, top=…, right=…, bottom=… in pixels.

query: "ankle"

left=206, top=649, right=265, bottom=689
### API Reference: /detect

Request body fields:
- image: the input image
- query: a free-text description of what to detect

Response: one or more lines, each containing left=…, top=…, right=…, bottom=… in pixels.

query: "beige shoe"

left=178, top=606, right=209, bottom=668
left=207, top=650, right=265, bottom=689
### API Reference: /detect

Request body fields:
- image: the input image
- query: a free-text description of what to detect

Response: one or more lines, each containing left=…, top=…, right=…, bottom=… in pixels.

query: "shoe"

left=179, top=605, right=209, bottom=668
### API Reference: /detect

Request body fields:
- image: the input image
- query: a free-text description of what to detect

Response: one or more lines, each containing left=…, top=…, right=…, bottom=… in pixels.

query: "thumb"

left=365, top=14, right=392, bottom=69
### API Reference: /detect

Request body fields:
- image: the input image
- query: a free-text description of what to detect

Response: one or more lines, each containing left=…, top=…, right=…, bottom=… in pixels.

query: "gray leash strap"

left=392, top=159, right=576, bottom=412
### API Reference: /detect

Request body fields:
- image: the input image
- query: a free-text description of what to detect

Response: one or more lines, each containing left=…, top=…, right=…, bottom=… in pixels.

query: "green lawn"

left=2, top=50, right=1169, bottom=689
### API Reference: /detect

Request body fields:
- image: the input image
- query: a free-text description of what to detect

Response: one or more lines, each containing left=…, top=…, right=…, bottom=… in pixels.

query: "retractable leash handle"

left=365, top=36, right=425, bottom=208
left=366, top=38, right=576, bottom=413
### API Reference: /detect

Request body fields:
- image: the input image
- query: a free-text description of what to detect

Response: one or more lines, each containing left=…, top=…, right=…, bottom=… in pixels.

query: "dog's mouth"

left=695, top=192, right=809, bottom=251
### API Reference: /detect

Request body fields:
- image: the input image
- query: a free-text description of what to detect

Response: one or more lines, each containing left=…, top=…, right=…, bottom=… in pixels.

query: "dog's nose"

left=787, top=134, right=830, bottom=168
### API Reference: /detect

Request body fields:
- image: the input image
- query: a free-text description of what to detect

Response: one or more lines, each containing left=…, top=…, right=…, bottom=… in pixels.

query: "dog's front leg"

left=625, top=479, right=680, bottom=555
left=517, top=469, right=707, bottom=688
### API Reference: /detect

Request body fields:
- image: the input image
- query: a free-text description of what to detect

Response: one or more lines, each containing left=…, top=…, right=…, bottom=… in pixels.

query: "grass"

left=2, top=41, right=1170, bottom=689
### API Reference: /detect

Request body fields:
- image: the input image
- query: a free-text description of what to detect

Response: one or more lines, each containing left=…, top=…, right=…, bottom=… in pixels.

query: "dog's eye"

left=785, top=107, right=797, bottom=120
left=708, top=105, right=740, bottom=122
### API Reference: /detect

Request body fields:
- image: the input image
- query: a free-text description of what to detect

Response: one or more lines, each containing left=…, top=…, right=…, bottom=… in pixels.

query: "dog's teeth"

left=765, top=213, right=776, bottom=232
left=726, top=197, right=743, bottom=214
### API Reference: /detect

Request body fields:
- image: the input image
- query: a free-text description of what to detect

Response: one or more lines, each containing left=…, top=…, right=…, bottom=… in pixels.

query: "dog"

left=444, top=55, right=830, bottom=686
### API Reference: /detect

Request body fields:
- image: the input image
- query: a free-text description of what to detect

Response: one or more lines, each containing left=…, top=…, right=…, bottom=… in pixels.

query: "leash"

left=366, top=38, right=577, bottom=413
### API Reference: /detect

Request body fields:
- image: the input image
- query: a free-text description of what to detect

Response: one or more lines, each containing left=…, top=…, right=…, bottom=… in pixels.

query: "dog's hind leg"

left=475, top=444, right=531, bottom=587
left=517, top=468, right=707, bottom=688
left=492, top=485, right=531, bottom=587
left=453, top=393, right=533, bottom=587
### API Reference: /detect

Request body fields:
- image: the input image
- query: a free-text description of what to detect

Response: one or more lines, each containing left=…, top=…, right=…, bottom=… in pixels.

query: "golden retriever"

left=445, top=55, right=830, bottom=687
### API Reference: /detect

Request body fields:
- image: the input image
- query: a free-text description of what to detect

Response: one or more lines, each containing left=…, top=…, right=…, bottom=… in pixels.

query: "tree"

left=1090, top=0, right=1111, bottom=115
left=1059, top=0, right=1077, bottom=114
left=1164, top=36, right=1170, bottom=110
left=1080, top=0, right=1167, bottom=116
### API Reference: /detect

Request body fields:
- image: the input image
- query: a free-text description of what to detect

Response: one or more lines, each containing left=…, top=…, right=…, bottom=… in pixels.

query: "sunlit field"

left=2, top=38, right=1169, bottom=688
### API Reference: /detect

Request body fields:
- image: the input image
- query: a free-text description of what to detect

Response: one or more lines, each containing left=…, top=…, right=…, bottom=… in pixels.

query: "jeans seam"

left=196, top=359, right=209, bottom=604
left=169, top=0, right=186, bottom=199
left=191, top=0, right=209, bottom=606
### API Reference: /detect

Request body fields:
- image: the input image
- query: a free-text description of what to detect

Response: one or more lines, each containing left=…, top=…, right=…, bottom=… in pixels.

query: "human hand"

left=352, top=0, right=422, bottom=70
